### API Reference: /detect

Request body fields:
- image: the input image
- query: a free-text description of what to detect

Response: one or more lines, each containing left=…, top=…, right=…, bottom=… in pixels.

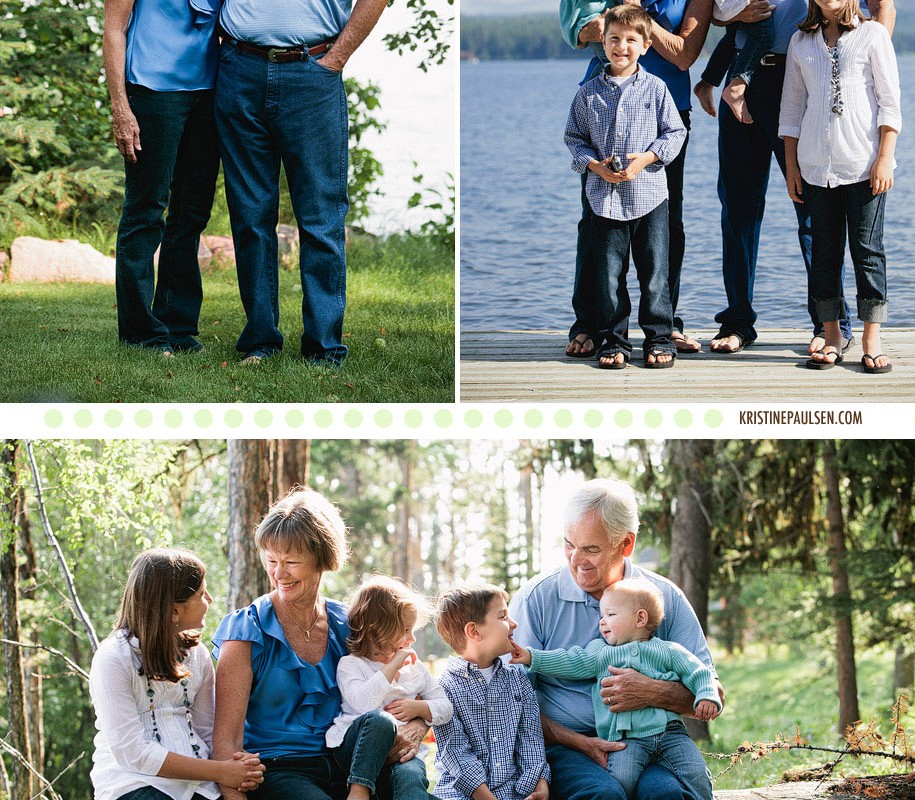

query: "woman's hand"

left=577, top=14, right=606, bottom=45
left=870, top=155, right=894, bottom=195
left=785, top=164, right=804, bottom=203
left=111, top=106, right=141, bottom=163
left=217, top=753, right=265, bottom=791
left=385, top=718, right=427, bottom=764
left=233, top=751, right=265, bottom=791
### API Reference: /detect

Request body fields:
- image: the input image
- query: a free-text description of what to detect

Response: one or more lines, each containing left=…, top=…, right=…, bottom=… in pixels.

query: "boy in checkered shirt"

left=564, top=4, right=686, bottom=370
left=432, top=585, right=550, bottom=800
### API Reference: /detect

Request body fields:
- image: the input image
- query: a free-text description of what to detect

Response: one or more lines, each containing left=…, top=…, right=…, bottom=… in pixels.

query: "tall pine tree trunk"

left=823, top=441, right=860, bottom=735
left=18, top=504, right=43, bottom=775
left=1, top=440, right=33, bottom=800
left=396, top=446, right=414, bottom=581
left=668, top=439, right=714, bottom=742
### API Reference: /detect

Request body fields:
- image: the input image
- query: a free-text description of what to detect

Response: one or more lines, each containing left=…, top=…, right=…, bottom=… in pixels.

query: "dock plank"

left=460, top=329, right=915, bottom=402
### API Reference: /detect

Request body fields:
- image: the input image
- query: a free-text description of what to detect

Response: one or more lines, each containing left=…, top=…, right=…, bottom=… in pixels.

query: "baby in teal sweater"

left=511, top=578, right=720, bottom=800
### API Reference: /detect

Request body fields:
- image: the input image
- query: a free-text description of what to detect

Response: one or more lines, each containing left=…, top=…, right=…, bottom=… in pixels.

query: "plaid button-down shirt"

left=433, top=656, right=550, bottom=800
left=565, top=67, right=686, bottom=221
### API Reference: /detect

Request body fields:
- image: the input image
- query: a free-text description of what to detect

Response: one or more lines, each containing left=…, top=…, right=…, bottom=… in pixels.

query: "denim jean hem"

left=814, top=298, right=848, bottom=323
left=857, top=297, right=888, bottom=323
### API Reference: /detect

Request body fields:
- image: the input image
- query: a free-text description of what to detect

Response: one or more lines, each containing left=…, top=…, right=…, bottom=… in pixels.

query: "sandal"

left=810, top=334, right=854, bottom=354
left=644, top=347, right=676, bottom=369
left=710, top=330, right=753, bottom=354
left=596, top=345, right=629, bottom=370
left=566, top=334, right=598, bottom=359
left=806, top=348, right=843, bottom=370
left=671, top=331, right=701, bottom=353
left=861, top=354, right=892, bottom=374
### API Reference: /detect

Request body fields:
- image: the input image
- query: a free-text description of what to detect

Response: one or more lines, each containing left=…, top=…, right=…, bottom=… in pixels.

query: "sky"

left=461, top=0, right=554, bottom=15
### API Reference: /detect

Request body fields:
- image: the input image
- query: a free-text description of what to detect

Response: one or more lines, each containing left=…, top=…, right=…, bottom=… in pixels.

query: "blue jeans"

left=729, top=18, right=774, bottom=86
left=546, top=743, right=692, bottom=800
left=116, top=85, right=219, bottom=350
left=331, top=710, right=398, bottom=795
left=215, top=41, right=349, bottom=364
left=716, top=60, right=852, bottom=342
left=607, top=722, right=712, bottom=800
left=117, top=790, right=209, bottom=800
left=570, top=111, right=690, bottom=342
left=258, top=755, right=348, bottom=800
left=804, top=179, right=888, bottom=323
left=591, top=201, right=674, bottom=358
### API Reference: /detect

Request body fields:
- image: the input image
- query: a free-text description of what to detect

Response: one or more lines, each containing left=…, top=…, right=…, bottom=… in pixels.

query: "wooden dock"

left=460, top=329, right=915, bottom=402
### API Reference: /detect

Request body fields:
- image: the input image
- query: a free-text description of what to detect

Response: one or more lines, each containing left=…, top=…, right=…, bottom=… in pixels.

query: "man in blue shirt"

left=215, top=0, right=390, bottom=366
left=710, top=0, right=895, bottom=355
left=510, top=478, right=723, bottom=800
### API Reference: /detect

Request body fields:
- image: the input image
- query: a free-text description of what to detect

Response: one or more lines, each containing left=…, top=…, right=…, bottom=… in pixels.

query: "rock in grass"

left=9, top=237, right=115, bottom=283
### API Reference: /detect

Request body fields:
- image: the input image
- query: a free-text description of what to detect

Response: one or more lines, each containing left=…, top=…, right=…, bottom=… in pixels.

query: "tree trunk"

left=280, top=440, right=310, bottom=493
left=823, top=441, right=860, bottom=735
left=226, top=440, right=275, bottom=611
left=519, top=459, right=535, bottom=581
left=396, top=447, right=414, bottom=581
left=1, top=440, right=33, bottom=800
left=17, top=503, right=43, bottom=774
left=668, top=439, right=715, bottom=742
left=894, top=646, right=914, bottom=701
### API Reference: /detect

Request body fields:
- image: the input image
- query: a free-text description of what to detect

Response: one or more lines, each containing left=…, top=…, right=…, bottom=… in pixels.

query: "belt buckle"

left=759, top=53, right=776, bottom=67
left=267, top=47, right=284, bottom=63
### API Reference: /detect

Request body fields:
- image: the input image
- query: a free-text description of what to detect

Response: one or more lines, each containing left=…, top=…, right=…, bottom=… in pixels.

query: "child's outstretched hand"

left=508, top=639, right=531, bottom=665
left=525, top=778, right=550, bottom=800
left=694, top=700, right=719, bottom=721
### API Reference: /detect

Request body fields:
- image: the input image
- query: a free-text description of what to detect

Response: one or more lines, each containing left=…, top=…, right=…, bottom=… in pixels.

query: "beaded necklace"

left=823, top=28, right=844, bottom=116
left=145, top=674, right=202, bottom=758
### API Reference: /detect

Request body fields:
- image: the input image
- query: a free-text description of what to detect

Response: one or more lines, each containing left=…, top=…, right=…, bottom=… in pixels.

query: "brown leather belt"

left=219, top=26, right=335, bottom=62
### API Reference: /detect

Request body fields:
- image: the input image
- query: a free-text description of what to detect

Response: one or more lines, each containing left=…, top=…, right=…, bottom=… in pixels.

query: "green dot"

left=315, top=410, right=333, bottom=428
left=135, top=409, right=153, bottom=428
left=674, top=410, right=693, bottom=428
left=554, top=409, right=573, bottom=428
left=224, top=409, right=243, bottom=428
left=164, top=409, right=183, bottom=428
left=524, top=409, right=543, bottom=427
left=464, top=409, right=483, bottom=428
left=345, top=409, right=363, bottom=427
left=584, top=409, right=603, bottom=428
left=704, top=409, right=724, bottom=428
left=404, top=410, right=422, bottom=428
left=494, top=410, right=512, bottom=428
left=434, top=409, right=453, bottom=427
left=44, top=410, right=63, bottom=428
left=104, top=409, right=123, bottom=428
left=194, top=409, right=213, bottom=427
left=614, top=409, right=633, bottom=428
left=74, top=410, right=93, bottom=428
left=254, top=409, right=273, bottom=428
left=375, top=409, right=393, bottom=427
left=286, top=409, right=304, bottom=427
left=644, top=409, right=663, bottom=428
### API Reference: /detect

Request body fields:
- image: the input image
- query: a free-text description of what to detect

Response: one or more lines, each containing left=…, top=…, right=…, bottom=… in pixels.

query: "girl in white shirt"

left=327, top=576, right=452, bottom=800
left=779, top=0, right=901, bottom=373
left=89, top=549, right=264, bottom=800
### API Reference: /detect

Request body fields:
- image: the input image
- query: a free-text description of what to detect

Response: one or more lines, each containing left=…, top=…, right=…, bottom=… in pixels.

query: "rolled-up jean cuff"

left=349, top=778, right=377, bottom=793
left=814, top=298, right=848, bottom=323
left=857, top=297, right=888, bottom=323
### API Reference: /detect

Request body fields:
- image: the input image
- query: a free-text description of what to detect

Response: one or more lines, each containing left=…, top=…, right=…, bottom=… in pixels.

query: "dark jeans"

left=331, top=710, right=398, bottom=795
left=257, top=755, right=348, bottom=800
left=730, top=18, right=774, bottom=86
left=215, top=41, right=349, bottom=364
left=117, top=790, right=209, bottom=800
left=591, top=201, right=674, bottom=357
left=805, top=179, right=888, bottom=323
left=116, top=85, right=219, bottom=349
left=715, top=61, right=852, bottom=342
left=570, top=110, right=690, bottom=343
left=701, top=29, right=736, bottom=87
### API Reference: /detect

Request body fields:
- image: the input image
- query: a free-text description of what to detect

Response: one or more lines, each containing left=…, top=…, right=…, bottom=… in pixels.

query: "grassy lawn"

left=0, top=235, right=454, bottom=402
left=706, top=643, right=913, bottom=789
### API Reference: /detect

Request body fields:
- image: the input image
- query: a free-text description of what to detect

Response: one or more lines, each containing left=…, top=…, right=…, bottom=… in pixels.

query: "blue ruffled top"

left=125, top=0, right=220, bottom=91
left=212, top=595, right=350, bottom=758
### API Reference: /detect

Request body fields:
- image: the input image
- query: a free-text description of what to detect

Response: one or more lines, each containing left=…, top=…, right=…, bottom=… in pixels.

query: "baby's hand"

left=509, top=639, right=531, bottom=665
left=694, top=700, right=719, bottom=721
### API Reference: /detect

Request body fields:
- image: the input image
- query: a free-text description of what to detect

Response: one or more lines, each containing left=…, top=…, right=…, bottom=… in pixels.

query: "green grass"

left=0, top=234, right=454, bottom=402
left=705, top=643, right=914, bottom=789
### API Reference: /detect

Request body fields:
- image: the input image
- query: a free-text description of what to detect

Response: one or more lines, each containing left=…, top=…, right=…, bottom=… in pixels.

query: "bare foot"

left=808, top=334, right=826, bottom=355
left=645, top=350, right=674, bottom=366
left=671, top=331, right=701, bottom=353
left=709, top=334, right=744, bottom=353
left=598, top=351, right=627, bottom=369
left=566, top=334, right=596, bottom=357
left=861, top=325, right=888, bottom=370
left=722, top=79, right=753, bottom=124
left=693, top=80, right=717, bottom=118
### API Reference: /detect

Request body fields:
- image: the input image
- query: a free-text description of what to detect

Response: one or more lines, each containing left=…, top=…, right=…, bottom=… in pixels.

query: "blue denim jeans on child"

left=804, top=179, right=888, bottom=324
left=215, top=42, right=349, bottom=364
left=607, top=721, right=712, bottom=800
left=115, top=86, right=218, bottom=351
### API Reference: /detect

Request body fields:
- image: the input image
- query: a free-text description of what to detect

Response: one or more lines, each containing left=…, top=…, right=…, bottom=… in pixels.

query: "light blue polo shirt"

left=219, top=0, right=352, bottom=47
left=509, top=560, right=717, bottom=736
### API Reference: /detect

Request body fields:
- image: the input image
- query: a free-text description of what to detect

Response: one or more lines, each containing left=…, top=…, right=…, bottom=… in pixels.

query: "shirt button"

left=630, top=647, right=639, bottom=656
left=492, top=736, right=498, bottom=742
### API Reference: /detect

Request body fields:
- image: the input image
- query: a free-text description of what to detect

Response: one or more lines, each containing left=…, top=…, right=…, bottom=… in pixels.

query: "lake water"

left=460, top=56, right=915, bottom=330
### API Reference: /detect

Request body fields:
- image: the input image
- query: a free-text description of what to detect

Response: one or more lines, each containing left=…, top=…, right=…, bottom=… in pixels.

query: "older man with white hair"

left=509, top=478, right=724, bottom=800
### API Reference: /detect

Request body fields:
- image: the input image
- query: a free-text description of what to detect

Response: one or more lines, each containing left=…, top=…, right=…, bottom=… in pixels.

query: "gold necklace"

left=281, top=597, right=323, bottom=642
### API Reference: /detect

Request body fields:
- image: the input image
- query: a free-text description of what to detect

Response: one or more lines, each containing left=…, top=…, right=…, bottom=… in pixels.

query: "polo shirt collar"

left=557, top=558, right=635, bottom=601
left=445, top=654, right=504, bottom=678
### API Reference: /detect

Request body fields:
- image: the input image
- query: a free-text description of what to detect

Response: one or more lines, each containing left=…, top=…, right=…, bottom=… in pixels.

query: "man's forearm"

left=540, top=712, right=588, bottom=751
left=323, top=0, right=389, bottom=70
left=870, top=0, right=895, bottom=35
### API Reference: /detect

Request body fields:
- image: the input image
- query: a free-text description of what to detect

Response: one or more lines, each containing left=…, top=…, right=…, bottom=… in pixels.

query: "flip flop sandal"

left=809, top=334, right=855, bottom=353
left=861, top=354, right=892, bottom=374
left=806, top=348, right=843, bottom=370
left=566, top=335, right=598, bottom=359
left=644, top=348, right=676, bottom=369
left=710, top=331, right=752, bottom=354
left=671, top=333, right=701, bottom=353
left=596, top=346, right=629, bottom=370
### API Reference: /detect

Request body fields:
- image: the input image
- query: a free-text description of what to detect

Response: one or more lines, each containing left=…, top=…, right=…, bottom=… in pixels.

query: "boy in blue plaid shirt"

left=433, top=585, right=550, bottom=800
left=565, top=4, right=686, bottom=370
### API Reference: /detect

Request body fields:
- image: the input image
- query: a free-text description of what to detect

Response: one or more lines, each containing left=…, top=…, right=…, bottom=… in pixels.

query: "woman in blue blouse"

left=560, top=0, right=713, bottom=362
left=211, top=489, right=429, bottom=800
left=102, top=0, right=220, bottom=355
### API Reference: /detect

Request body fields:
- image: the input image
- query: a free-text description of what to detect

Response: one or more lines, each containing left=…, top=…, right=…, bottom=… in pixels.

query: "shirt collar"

left=445, top=654, right=504, bottom=677
left=601, top=65, right=643, bottom=85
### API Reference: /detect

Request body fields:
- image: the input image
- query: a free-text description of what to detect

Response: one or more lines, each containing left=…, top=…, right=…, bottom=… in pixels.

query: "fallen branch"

left=0, top=736, right=66, bottom=800
left=0, top=638, right=88, bottom=681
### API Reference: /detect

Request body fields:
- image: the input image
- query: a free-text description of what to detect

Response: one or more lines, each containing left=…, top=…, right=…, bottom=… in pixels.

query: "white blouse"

left=778, top=19, right=901, bottom=188
left=89, top=632, right=220, bottom=800
left=326, top=654, right=453, bottom=751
